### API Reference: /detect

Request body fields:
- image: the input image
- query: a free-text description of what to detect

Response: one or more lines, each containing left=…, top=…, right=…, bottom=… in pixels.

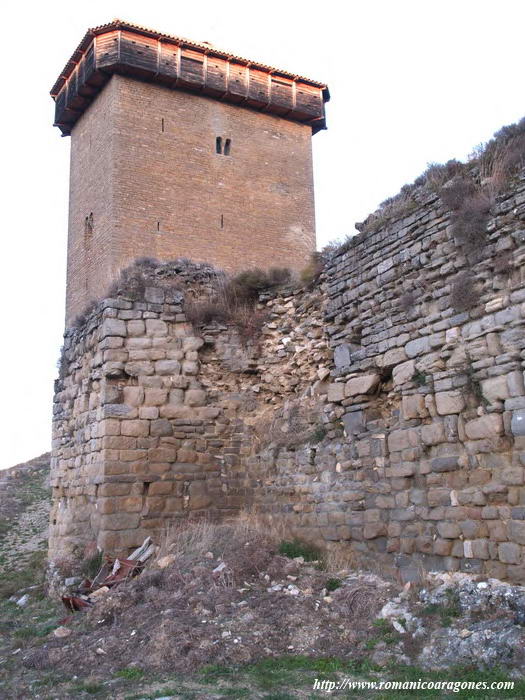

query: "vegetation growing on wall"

left=323, top=116, right=525, bottom=261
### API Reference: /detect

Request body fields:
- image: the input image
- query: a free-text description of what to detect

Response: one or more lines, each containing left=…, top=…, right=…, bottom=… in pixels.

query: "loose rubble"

left=20, top=520, right=525, bottom=678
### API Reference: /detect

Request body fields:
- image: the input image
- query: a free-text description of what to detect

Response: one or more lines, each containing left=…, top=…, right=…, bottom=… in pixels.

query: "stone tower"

left=51, top=20, right=329, bottom=324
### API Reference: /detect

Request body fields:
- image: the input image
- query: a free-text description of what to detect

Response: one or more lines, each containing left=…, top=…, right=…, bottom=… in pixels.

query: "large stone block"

left=188, top=481, right=211, bottom=510
left=182, top=360, right=199, bottom=375
left=501, top=468, right=524, bottom=485
left=437, top=522, right=461, bottom=539
left=388, top=429, right=411, bottom=452
left=123, top=386, right=145, bottom=407
left=431, top=456, right=459, bottom=473
left=390, top=463, right=415, bottom=477
left=100, top=318, right=127, bottom=338
left=421, top=422, right=446, bottom=445
left=150, top=419, right=174, bottom=437
left=185, top=389, right=207, bottom=407
left=464, top=538, right=489, bottom=560
left=405, top=337, right=430, bottom=358
left=435, top=391, right=465, bottom=416
left=393, top=360, right=415, bottom=386
left=345, top=373, right=380, bottom=397
left=363, top=522, right=386, bottom=539
left=482, top=376, right=509, bottom=403
left=125, top=361, right=154, bottom=376
left=99, top=512, right=141, bottom=530
left=155, top=360, right=181, bottom=376
left=342, top=410, right=364, bottom=435
left=144, top=388, right=169, bottom=406
left=498, top=542, right=521, bottom=564
left=402, top=394, right=427, bottom=419
left=145, top=319, right=168, bottom=337
left=333, top=343, right=352, bottom=368
left=127, top=320, right=146, bottom=337
left=511, top=410, right=525, bottom=436
left=183, top=337, right=205, bottom=352
left=382, top=347, right=407, bottom=367
left=121, top=420, right=150, bottom=437
left=327, top=383, right=345, bottom=403
left=465, top=414, right=504, bottom=440
left=509, top=520, right=525, bottom=545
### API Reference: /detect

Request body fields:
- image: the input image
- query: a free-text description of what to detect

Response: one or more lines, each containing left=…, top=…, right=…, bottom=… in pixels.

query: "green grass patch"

left=0, top=518, right=11, bottom=537
left=325, top=577, right=342, bottom=592
left=365, top=619, right=401, bottom=649
left=412, top=370, right=428, bottom=387
left=310, top=426, right=327, bottom=444
left=278, top=539, right=323, bottom=563
left=421, top=590, right=461, bottom=628
left=70, top=681, right=105, bottom=695
left=115, top=667, right=145, bottom=681
left=0, top=549, right=47, bottom=599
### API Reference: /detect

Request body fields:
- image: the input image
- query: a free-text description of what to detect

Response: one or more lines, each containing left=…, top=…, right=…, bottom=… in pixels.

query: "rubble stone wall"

left=249, top=173, right=525, bottom=583
left=51, top=172, right=525, bottom=583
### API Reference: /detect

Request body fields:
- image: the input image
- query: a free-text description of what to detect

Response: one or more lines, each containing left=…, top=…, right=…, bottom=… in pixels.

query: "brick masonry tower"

left=51, top=20, right=329, bottom=324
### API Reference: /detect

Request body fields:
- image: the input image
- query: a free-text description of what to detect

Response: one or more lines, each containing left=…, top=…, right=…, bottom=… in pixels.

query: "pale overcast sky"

left=1, top=0, right=524, bottom=468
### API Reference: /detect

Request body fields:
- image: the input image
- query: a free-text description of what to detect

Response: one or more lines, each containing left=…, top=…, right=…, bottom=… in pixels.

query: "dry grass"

left=185, top=268, right=290, bottom=343
left=324, top=544, right=358, bottom=574
left=475, top=117, right=525, bottom=192
left=336, top=583, right=377, bottom=619
left=71, top=300, right=99, bottom=329
left=439, top=176, right=476, bottom=211
left=155, top=512, right=282, bottom=581
left=108, top=257, right=161, bottom=300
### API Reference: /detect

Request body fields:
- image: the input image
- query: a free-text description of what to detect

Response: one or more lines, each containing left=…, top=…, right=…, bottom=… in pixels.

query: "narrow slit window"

left=224, top=138, right=231, bottom=156
left=157, top=221, right=160, bottom=232
left=161, top=118, right=165, bottom=132
left=84, top=212, right=93, bottom=236
left=220, top=214, right=224, bottom=229
left=216, top=136, right=222, bottom=154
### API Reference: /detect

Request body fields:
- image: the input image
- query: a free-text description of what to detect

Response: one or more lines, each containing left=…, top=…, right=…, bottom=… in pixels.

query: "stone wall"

left=248, top=172, right=525, bottom=583
left=50, top=271, right=245, bottom=560
left=51, top=171, right=525, bottom=583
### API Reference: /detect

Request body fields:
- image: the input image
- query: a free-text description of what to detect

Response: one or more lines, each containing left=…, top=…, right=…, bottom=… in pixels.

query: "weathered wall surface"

left=249, top=173, right=525, bottom=583
left=50, top=272, right=246, bottom=560
left=51, top=171, right=525, bottom=583
left=66, top=74, right=316, bottom=324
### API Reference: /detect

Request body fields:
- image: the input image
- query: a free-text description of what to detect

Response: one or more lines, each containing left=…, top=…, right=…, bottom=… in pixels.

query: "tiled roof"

left=51, top=18, right=329, bottom=97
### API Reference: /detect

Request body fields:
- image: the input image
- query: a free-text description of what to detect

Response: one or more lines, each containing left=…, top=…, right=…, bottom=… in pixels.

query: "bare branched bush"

left=450, top=191, right=492, bottom=254
left=439, top=176, right=477, bottom=211
left=493, top=251, right=514, bottom=277
left=184, top=298, right=230, bottom=327
left=185, top=267, right=288, bottom=343
left=450, top=271, right=479, bottom=312
left=71, top=300, right=98, bottom=329
left=108, top=260, right=158, bottom=300
left=421, top=159, right=464, bottom=190
left=300, top=251, right=326, bottom=286
left=399, top=290, right=417, bottom=313
left=476, top=117, right=525, bottom=190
